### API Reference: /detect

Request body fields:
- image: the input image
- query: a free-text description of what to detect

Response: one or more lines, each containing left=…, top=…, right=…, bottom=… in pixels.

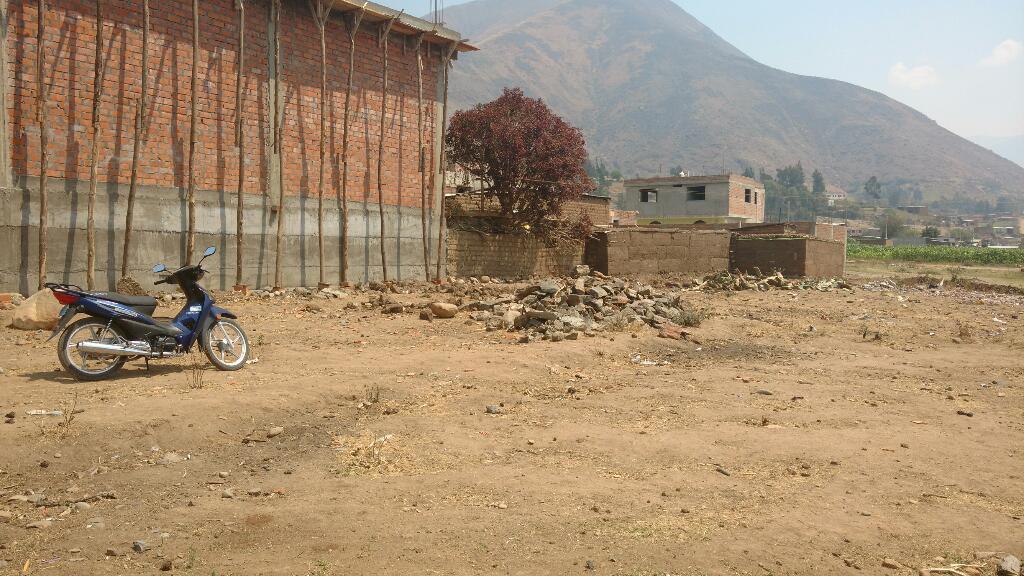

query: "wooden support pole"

left=309, top=0, right=335, bottom=288
left=185, top=0, right=200, bottom=263
left=121, top=0, right=149, bottom=279
left=234, top=0, right=246, bottom=287
left=86, top=0, right=104, bottom=290
left=376, top=14, right=399, bottom=283
left=434, top=41, right=458, bottom=282
left=413, top=32, right=428, bottom=282
left=36, top=0, right=48, bottom=290
left=339, top=3, right=366, bottom=285
left=272, top=0, right=284, bottom=289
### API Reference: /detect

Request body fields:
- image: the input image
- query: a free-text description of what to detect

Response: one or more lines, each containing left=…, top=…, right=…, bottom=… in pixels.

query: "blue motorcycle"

left=45, top=246, right=249, bottom=381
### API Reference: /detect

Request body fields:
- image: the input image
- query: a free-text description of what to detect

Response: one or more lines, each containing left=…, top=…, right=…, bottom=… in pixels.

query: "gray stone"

left=25, top=519, right=52, bottom=529
left=538, top=280, right=560, bottom=295
left=999, top=555, right=1021, bottom=576
left=267, top=426, right=285, bottom=438
left=133, top=540, right=150, bottom=553
left=526, top=310, right=558, bottom=321
left=485, top=405, right=502, bottom=415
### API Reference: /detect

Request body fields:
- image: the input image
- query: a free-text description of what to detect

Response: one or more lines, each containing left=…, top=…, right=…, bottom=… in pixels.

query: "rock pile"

left=686, top=271, right=853, bottom=292
left=461, top=272, right=707, bottom=343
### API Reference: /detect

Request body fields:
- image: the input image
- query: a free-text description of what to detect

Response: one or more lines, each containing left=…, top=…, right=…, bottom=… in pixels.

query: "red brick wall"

left=7, top=0, right=443, bottom=208
left=727, top=180, right=765, bottom=222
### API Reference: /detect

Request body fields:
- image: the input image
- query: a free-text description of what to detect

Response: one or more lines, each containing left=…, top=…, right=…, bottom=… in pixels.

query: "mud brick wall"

left=448, top=194, right=610, bottom=225
left=585, top=229, right=731, bottom=276
left=730, top=236, right=846, bottom=278
left=447, top=230, right=584, bottom=279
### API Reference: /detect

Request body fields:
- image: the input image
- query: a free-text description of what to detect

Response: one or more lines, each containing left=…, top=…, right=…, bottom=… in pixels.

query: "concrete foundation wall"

left=1, top=176, right=441, bottom=294
left=586, top=229, right=731, bottom=276
left=730, top=236, right=845, bottom=278
left=447, top=230, right=582, bottom=279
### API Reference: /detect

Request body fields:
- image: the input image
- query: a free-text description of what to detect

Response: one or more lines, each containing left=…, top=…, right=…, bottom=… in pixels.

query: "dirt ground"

left=1, top=271, right=1022, bottom=576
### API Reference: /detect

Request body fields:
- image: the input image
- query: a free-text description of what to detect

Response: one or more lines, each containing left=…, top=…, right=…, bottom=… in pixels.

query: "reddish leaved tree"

left=446, top=88, right=591, bottom=235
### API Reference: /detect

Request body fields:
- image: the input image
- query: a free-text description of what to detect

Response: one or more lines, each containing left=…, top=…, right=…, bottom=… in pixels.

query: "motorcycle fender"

left=198, top=307, right=238, bottom=335
left=46, top=305, right=80, bottom=341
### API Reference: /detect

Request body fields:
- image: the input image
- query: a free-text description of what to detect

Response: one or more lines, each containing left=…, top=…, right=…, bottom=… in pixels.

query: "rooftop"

left=309, top=1, right=477, bottom=53
left=625, top=174, right=762, bottom=187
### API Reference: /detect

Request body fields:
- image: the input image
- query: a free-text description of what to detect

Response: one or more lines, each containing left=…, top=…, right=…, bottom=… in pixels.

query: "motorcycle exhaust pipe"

left=76, top=341, right=155, bottom=357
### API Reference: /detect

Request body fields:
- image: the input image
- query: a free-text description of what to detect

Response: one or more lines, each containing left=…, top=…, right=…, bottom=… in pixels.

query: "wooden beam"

left=86, top=0, right=105, bottom=290
left=234, top=0, right=246, bottom=288
left=434, top=40, right=458, bottom=282
left=185, top=0, right=200, bottom=263
left=375, top=12, right=400, bottom=282
left=36, top=0, right=48, bottom=289
left=309, top=0, right=335, bottom=287
left=121, top=0, right=149, bottom=280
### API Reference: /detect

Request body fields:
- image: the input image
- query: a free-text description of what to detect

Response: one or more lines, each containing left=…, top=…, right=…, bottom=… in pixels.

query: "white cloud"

left=979, top=39, right=1023, bottom=68
left=888, top=62, right=938, bottom=90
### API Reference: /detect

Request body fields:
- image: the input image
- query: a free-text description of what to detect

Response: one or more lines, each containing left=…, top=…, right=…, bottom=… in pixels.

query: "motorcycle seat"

left=90, top=292, right=159, bottom=309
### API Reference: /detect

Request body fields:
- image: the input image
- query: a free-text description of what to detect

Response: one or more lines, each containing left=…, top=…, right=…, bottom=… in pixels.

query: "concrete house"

left=622, top=175, right=766, bottom=225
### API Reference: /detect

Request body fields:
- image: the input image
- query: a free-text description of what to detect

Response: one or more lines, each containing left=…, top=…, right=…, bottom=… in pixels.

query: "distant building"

left=825, top=184, right=847, bottom=207
left=610, top=210, right=638, bottom=227
left=898, top=206, right=929, bottom=216
left=622, top=174, right=766, bottom=225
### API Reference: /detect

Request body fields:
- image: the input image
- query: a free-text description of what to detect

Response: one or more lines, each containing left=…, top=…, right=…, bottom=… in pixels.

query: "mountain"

left=439, top=0, right=1024, bottom=204
left=972, top=135, right=1024, bottom=169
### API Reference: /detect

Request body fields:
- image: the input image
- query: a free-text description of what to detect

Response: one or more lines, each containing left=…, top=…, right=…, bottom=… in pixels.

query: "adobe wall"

left=447, top=230, right=583, bottom=279
left=586, top=229, right=731, bottom=276
left=730, top=236, right=845, bottom=278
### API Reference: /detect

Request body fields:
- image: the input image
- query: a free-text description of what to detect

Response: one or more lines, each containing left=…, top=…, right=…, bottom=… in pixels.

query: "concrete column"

left=0, top=0, right=12, bottom=189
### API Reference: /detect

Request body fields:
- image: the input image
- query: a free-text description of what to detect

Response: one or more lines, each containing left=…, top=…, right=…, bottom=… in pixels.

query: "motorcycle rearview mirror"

left=204, top=246, right=216, bottom=257
left=153, top=264, right=167, bottom=274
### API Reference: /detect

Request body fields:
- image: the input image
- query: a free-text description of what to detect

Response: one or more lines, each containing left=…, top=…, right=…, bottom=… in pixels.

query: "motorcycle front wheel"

left=201, top=318, right=250, bottom=371
left=57, top=318, right=127, bottom=381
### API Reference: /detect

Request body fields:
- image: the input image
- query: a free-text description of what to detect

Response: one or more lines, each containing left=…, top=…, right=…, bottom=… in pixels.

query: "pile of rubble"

left=686, top=271, right=853, bottom=292
left=458, top=268, right=706, bottom=343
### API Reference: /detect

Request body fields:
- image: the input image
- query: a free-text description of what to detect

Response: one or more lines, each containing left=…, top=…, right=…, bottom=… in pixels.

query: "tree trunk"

left=309, top=0, right=334, bottom=287
left=435, top=43, right=457, bottom=282
left=272, top=0, right=284, bottom=289
left=234, top=0, right=245, bottom=287
left=339, top=6, right=365, bottom=285
left=36, top=0, right=47, bottom=290
left=86, top=0, right=103, bottom=290
left=376, top=19, right=396, bottom=282
left=185, top=0, right=199, bottom=263
left=121, top=0, right=149, bottom=280
left=415, top=36, right=428, bottom=282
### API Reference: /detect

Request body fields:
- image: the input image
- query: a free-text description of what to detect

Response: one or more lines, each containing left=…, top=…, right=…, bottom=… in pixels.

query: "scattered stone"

left=267, top=426, right=284, bottom=438
left=73, top=501, right=91, bottom=512
left=158, top=452, right=185, bottom=465
left=383, top=303, right=405, bottom=314
left=957, top=410, right=974, bottom=417
left=159, top=559, right=173, bottom=571
left=999, top=555, right=1021, bottom=576
left=218, top=471, right=229, bottom=479
left=133, top=540, right=150, bottom=553
left=882, top=558, right=902, bottom=569
left=485, top=405, right=502, bottom=415
left=25, top=519, right=52, bottom=529
left=585, top=559, right=596, bottom=571
left=419, top=309, right=433, bottom=322
left=105, top=548, right=119, bottom=557
left=10, top=289, right=64, bottom=330
left=429, top=302, right=459, bottom=319
left=755, top=389, right=774, bottom=396
left=222, top=488, right=235, bottom=499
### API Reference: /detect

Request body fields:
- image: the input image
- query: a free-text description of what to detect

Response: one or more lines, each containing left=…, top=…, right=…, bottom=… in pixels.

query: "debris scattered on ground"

left=460, top=273, right=709, bottom=343
left=688, top=271, right=852, bottom=292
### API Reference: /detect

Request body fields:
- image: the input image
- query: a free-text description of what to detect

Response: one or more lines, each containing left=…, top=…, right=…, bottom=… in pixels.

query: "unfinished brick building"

left=0, top=0, right=473, bottom=292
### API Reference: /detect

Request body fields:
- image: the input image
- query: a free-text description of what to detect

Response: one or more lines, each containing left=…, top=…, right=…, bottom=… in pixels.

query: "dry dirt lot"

left=1, top=273, right=1022, bottom=576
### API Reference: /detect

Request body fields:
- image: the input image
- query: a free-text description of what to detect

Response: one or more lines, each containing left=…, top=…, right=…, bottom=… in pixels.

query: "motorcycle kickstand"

left=145, top=357, right=151, bottom=371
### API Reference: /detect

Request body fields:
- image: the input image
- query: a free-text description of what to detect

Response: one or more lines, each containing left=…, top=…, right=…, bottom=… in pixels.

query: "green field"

left=847, top=242, right=1024, bottom=267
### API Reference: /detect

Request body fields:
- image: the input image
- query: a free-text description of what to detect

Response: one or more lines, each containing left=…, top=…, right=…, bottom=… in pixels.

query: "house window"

left=687, top=186, right=706, bottom=201
left=744, top=189, right=752, bottom=203
left=640, top=189, right=657, bottom=203
left=754, top=191, right=759, bottom=204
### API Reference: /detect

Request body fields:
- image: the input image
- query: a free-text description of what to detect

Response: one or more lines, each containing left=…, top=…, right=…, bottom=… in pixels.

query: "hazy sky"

left=394, top=0, right=1024, bottom=141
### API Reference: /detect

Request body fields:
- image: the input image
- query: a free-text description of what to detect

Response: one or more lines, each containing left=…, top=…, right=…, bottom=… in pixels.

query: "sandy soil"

left=1, top=273, right=1022, bottom=576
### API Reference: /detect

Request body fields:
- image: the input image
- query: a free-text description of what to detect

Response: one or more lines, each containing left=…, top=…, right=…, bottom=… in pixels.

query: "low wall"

left=585, top=229, right=731, bottom=276
left=1, top=176, right=441, bottom=294
left=447, top=230, right=583, bottom=279
left=730, top=236, right=846, bottom=278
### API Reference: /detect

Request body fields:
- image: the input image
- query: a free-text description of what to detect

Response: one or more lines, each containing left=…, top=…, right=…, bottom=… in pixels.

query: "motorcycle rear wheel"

left=57, top=318, right=127, bottom=381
